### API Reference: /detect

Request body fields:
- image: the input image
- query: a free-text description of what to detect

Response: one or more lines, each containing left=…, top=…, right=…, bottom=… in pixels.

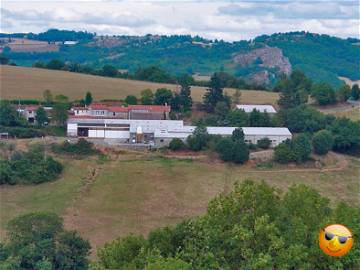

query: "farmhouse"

left=16, top=105, right=52, bottom=124
left=236, top=104, right=277, bottom=114
left=67, top=114, right=291, bottom=148
left=70, top=104, right=170, bottom=120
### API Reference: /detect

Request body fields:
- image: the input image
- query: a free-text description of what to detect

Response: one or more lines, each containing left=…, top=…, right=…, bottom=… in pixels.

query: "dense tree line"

left=0, top=144, right=63, bottom=185
left=0, top=212, right=90, bottom=269
left=91, top=180, right=360, bottom=269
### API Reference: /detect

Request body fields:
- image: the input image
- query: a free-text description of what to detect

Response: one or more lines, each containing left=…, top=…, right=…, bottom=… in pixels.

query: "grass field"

left=317, top=103, right=360, bottom=121
left=1, top=144, right=359, bottom=254
left=0, top=65, right=279, bottom=105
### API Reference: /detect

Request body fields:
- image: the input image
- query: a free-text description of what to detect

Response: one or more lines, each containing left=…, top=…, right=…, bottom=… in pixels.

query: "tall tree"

left=43, top=89, right=53, bottom=105
left=84, top=91, right=93, bottom=106
left=154, top=88, right=173, bottom=105
left=203, top=73, right=226, bottom=112
left=351, top=84, right=360, bottom=100
left=311, top=83, right=336, bottom=105
left=140, top=89, right=154, bottom=105
left=35, top=107, right=49, bottom=126
left=52, top=103, right=68, bottom=126
left=179, top=79, right=192, bottom=111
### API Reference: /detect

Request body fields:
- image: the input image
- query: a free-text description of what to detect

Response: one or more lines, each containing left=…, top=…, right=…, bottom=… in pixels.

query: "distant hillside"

left=0, top=65, right=279, bottom=105
left=1, top=31, right=359, bottom=87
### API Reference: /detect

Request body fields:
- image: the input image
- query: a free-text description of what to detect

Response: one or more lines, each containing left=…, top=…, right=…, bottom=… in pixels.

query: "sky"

left=1, top=0, right=359, bottom=41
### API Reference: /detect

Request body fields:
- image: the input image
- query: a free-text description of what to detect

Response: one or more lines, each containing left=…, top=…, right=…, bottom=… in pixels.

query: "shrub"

left=274, top=140, right=295, bottom=164
left=257, top=137, right=271, bottom=149
left=312, top=130, right=334, bottom=155
left=169, top=138, right=185, bottom=151
left=0, top=145, right=63, bottom=185
left=52, top=138, right=98, bottom=156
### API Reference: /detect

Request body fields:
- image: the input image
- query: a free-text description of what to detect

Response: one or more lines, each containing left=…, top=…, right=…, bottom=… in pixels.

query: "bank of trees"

left=0, top=212, right=90, bottom=269
left=0, top=144, right=63, bottom=185
left=91, top=181, right=360, bottom=269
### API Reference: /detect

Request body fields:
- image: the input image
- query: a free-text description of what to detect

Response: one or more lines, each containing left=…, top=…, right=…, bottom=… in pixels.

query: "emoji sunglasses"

left=322, top=229, right=353, bottom=244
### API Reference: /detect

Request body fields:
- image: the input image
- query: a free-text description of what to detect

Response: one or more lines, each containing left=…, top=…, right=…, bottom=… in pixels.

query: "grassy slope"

left=1, top=150, right=359, bottom=252
left=0, top=65, right=279, bottom=104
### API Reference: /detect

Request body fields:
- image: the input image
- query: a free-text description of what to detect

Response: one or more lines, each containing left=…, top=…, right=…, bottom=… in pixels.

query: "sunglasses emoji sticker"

left=319, top=224, right=354, bottom=257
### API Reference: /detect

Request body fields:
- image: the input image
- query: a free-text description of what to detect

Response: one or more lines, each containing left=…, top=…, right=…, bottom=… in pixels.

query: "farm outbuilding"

left=236, top=104, right=277, bottom=114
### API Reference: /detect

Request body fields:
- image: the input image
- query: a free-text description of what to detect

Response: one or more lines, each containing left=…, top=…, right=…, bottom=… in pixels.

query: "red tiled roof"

left=128, top=105, right=170, bottom=113
left=88, top=104, right=109, bottom=110
left=108, top=106, right=128, bottom=113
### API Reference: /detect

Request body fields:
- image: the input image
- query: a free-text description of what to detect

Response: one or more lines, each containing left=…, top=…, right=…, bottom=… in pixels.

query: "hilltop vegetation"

left=1, top=30, right=359, bottom=87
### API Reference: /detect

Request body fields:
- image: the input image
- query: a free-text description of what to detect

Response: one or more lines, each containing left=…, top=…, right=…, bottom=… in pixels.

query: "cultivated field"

left=0, top=38, right=59, bottom=53
left=0, top=65, right=279, bottom=105
left=1, top=140, right=359, bottom=254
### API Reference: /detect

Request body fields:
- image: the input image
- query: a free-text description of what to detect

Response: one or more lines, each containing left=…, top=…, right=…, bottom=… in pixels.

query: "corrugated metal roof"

left=242, top=127, right=291, bottom=136
left=236, top=104, right=277, bottom=113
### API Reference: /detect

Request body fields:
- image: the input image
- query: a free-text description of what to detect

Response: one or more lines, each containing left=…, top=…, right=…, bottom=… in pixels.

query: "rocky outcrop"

left=233, top=46, right=292, bottom=75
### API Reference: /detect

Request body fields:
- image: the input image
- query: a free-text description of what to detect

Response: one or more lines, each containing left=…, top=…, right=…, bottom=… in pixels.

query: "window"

left=160, top=139, right=164, bottom=142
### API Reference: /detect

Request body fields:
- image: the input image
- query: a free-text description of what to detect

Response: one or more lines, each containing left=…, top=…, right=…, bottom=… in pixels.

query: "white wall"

left=104, top=130, right=130, bottom=139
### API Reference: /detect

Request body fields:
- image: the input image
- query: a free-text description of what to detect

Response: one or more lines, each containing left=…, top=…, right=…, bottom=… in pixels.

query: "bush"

left=168, top=138, right=185, bottom=151
left=257, top=137, right=271, bottom=149
left=274, top=140, right=295, bottom=164
left=312, top=130, right=334, bottom=155
left=52, top=138, right=98, bottom=156
left=186, top=126, right=209, bottom=151
left=274, top=134, right=312, bottom=164
left=0, top=145, right=63, bottom=185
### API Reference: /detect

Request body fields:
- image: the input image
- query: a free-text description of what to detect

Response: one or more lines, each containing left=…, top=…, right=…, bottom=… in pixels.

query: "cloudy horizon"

left=1, top=0, right=359, bottom=41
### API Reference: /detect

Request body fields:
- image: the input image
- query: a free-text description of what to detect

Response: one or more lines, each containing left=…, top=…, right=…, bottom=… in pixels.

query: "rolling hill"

left=0, top=65, right=279, bottom=104
left=1, top=31, right=359, bottom=87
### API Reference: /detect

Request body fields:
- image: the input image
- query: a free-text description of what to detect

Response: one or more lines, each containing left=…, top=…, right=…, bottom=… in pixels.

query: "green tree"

left=225, top=109, right=249, bottom=126
left=186, top=126, right=209, bottom=151
left=231, top=128, right=245, bottom=142
left=311, top=83, right=336, bottom=105
left=292, top=133, right=312, bottom=163
left=140, top=89, right=154, bottom=105
left=102, top=65, right=118, bottom=77
left=312, top=130, right=334, bottom=155
left=179, top=79, right=192, bottom=111
left=336, top=85, right=351, bottom=102
left=145, top=257, right=191, bottom=270
left=154, top=88, right=173, bottom=105
left=215, top=138, right=234, bottom=161
left=0, top=101, right=26, bottom=127
left=35, top=107, right=49, bottom=126
left=351, top=84, right=360, bottom=100
left=3, top=212, right=90, bottom=270
left=169, top=138, right=185, bottom=151
left=52, top=103, right=68, bottom=126
left=125, top=95, right=138, bottom=105
left=0, top=55, right=9, bottom=65
left=203, top=72, right=226, bottom=112
left=274, top=140, right=295, bottom=163
left=46, top=59, right=65, bottom=70
left=214, top=101, right=230, bottom=119
left=257, top=137, right=271, bottom=149
left=232, top=141, right=249, bottom=164
left=43, top=89, right=53, bottom=105
left=85, top=91, right=93, bottom=106
left=54, top=94, right=69, bottom=104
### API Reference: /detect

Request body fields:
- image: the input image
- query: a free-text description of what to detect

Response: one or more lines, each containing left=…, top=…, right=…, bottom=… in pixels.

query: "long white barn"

left=67, top=118, right=291, bottom=148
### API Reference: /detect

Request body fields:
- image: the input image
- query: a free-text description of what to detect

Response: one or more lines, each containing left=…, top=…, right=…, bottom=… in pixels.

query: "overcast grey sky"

left=1, top=0, right=359, bottom=41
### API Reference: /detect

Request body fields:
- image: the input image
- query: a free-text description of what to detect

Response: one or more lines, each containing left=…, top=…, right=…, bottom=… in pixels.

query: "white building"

left=154, top=126, right=291, bottom=148
left=236, top=104, right=277, bottom=114
left=67, top=118, right=291, bottom=148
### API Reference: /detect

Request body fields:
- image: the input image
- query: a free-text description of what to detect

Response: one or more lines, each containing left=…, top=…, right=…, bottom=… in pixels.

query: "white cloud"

left=1, top=1, right=358, bottom=40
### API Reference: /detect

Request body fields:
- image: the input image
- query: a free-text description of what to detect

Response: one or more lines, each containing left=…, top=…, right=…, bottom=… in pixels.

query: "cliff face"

left=233, top=46, right=292, bottom=85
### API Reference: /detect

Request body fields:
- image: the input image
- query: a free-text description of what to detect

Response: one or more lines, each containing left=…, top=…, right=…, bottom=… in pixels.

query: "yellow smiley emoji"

left=319, top=224, right=354, bottom=257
